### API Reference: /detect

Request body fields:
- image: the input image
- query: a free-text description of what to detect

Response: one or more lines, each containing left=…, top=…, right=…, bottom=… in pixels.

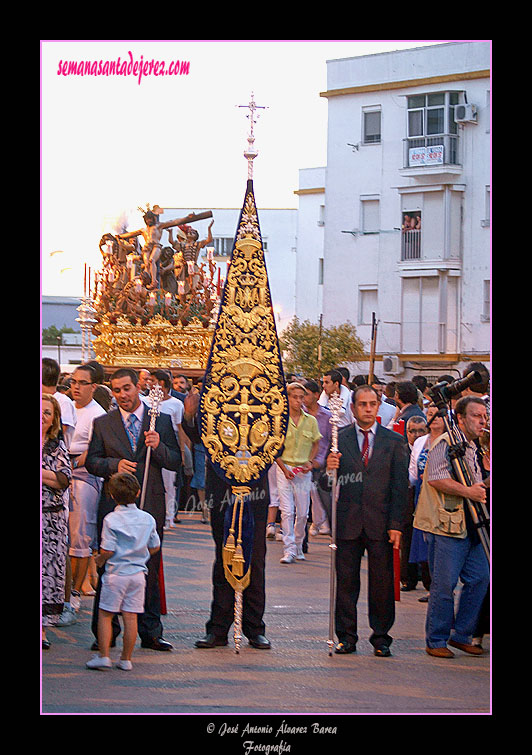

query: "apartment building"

left=295, top=41, right=491, bottom=380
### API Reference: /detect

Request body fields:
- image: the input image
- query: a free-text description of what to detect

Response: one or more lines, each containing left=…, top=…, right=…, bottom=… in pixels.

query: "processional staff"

left=139, top=384, right=165, bottom=511
left=326, top=391, right=345, bottom=656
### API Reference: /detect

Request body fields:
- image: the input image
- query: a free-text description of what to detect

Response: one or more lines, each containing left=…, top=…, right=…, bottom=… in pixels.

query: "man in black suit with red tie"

left=86, top=368, right=182, bottom=651
left=325, top=385, right=409, bottom=657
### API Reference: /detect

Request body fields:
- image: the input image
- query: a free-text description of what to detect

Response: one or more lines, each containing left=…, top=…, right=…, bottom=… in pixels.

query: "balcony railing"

left=403, top=134, right=460, bottom=169
left=401, top=229, right=422, bottom=260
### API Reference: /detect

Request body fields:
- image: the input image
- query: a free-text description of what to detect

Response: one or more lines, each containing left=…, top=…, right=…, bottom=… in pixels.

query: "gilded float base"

left=91, top=314, right=215, bottom=370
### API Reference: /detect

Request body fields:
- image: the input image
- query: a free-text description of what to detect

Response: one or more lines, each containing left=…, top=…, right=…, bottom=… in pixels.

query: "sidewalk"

left=41, top=516, right=490, bottom=716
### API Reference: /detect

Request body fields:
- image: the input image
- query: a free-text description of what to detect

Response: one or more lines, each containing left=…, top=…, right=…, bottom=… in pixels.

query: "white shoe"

left=280, top=554, right=295, bottom=564
left=86, top=655, right=112, bottom=670
left=266, top=524, right=276, bottom=539
left=275, top=530, right=284, bottom=541
left=70, top=591, right=81, bottom=611
left=309, top=525, right=320, bottom=536
left=318, top=526, right=331, bottom=535
left=56, top=606, right=77, bottom=626
left=116, top=659, right=133, bottom=671
left=296, top=552, right=306, bottom=561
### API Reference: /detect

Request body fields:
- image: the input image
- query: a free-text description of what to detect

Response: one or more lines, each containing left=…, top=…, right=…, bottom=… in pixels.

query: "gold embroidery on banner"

left=200, top=196, right=288, bottom=485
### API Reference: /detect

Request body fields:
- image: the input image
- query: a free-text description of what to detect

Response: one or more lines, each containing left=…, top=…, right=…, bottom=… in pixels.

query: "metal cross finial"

left=237, top=93, right=267, bottom=180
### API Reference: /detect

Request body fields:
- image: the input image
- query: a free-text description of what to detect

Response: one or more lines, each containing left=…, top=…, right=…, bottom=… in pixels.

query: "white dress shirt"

left=118, top=402, right=145, bottom=427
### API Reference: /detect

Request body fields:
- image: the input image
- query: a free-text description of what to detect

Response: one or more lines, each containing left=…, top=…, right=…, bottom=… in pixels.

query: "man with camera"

left=414, top=392, right=489, bottom=658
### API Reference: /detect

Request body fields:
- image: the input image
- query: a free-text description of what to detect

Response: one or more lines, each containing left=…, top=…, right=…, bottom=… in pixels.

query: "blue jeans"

left=190, top=443, right=206, bottom=490
left=424, top=532, right=489, bottom=648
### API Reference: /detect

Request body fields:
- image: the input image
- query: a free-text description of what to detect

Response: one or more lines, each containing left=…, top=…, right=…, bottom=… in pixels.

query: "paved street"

left=42, top=514, right=491, bottom=721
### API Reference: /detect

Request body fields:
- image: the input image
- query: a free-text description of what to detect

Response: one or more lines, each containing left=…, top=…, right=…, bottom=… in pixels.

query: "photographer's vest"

left=413, top=433, right=467, bottom=539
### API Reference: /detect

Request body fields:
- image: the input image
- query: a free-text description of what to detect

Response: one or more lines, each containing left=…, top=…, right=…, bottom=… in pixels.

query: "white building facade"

left=296, top=41, right=491, bottom=381
left=294, top=167, right=326, bottom=322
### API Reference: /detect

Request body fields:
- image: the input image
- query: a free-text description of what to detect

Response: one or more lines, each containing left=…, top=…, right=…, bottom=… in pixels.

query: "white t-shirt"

left=408, top=433, right=430, bottom=486
left=318, top=384, right=354, bottom=428
left=53, top=391, right=77, bottom=451
left=377, top=398, right=396, bottom=428
left=69, top=399, right=106, bottom=455
left=141, top=394, right=183, bottom=434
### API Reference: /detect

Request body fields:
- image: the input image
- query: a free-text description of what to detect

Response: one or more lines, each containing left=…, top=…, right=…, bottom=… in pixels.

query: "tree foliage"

left=279, top=317, right=365, bottom=379
left=42, top=325, right=77, bottom=345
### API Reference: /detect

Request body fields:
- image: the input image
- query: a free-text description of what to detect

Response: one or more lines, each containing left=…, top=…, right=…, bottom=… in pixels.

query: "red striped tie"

left=361, top=430, right=370, bottom=467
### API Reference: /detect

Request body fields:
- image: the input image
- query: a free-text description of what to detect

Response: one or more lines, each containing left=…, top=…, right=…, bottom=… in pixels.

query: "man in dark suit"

left=325, top=385, right=409, bottom=657
left=195, top=465, right=271, bottom=649
left=86, top=368, right=182, bottom=651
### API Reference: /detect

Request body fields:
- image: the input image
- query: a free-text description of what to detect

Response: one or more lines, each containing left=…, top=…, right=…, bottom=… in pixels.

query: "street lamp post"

left=76, top=297, right=97, bottom=363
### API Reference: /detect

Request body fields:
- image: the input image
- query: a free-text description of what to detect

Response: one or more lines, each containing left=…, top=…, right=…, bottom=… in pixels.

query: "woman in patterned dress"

left=42, top=394, right=72, bottom=649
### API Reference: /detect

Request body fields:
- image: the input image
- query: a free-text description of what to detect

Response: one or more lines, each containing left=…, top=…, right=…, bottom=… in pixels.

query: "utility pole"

left=368, top=312, right=377, bottom=385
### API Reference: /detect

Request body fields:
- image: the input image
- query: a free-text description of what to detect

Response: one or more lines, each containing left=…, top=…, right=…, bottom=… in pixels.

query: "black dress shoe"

left=140, top=637, right=173, bottom=651
left=334, top=641, right=357, bottom=654
left=373, top=645, right=392, bottom=657
left=194, top=633, right=228, bottom=648
left=42, top=638, right=51, bottom=650
left=248, top=634, right=271, bottom=649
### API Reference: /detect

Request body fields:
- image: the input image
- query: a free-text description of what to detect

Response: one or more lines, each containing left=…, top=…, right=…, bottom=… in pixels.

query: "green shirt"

left=280, top=411, right=322, bottom=466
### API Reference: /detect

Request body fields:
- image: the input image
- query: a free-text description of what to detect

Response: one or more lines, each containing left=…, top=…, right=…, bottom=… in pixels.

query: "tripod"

left=428, top=390, right=490, bottom=561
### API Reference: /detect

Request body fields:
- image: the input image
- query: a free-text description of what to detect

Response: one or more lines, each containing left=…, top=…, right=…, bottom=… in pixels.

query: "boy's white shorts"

left=99, top=571, right=146, bottom=614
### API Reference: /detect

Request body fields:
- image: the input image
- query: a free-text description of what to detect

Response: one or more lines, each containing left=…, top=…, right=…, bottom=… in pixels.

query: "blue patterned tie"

left=126, top=413, right=140, bottom=453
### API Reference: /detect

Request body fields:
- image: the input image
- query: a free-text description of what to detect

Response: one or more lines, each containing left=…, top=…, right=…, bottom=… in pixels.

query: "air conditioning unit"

left=454, top=103, right=477, bottom=124
left=382, top=355, right=404, bottom=375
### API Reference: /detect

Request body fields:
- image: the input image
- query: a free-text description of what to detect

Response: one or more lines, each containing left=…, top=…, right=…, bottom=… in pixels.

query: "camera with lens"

left=428, top=370, right=481, bottom=409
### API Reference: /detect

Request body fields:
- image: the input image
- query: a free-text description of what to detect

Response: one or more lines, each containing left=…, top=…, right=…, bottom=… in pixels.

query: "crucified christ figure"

left=117, top=205, right=212, bottom=290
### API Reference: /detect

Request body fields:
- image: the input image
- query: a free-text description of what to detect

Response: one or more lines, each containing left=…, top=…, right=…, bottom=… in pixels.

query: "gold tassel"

left=223, top=486, right=251, bottom=582
left=222, top=496, right=240, bottom=567
left=231, top=543, right=245, bottom=576
left=222, top=537, right=235, bottom=568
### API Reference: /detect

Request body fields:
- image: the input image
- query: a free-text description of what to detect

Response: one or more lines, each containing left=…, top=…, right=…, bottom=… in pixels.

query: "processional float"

left=90, top=207, right=219, bottom=371
left=198, top=94, right=289, bottom=652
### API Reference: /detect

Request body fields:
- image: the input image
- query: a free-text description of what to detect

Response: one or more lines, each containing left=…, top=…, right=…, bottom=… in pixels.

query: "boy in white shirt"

left=86, top=473, right=160, bottom=671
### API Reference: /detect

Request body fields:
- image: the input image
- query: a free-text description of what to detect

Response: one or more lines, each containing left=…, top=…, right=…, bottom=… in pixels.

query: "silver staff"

left=326, top=391, right=345, bottom=655
left=139, top=384, right=165, bottom=510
